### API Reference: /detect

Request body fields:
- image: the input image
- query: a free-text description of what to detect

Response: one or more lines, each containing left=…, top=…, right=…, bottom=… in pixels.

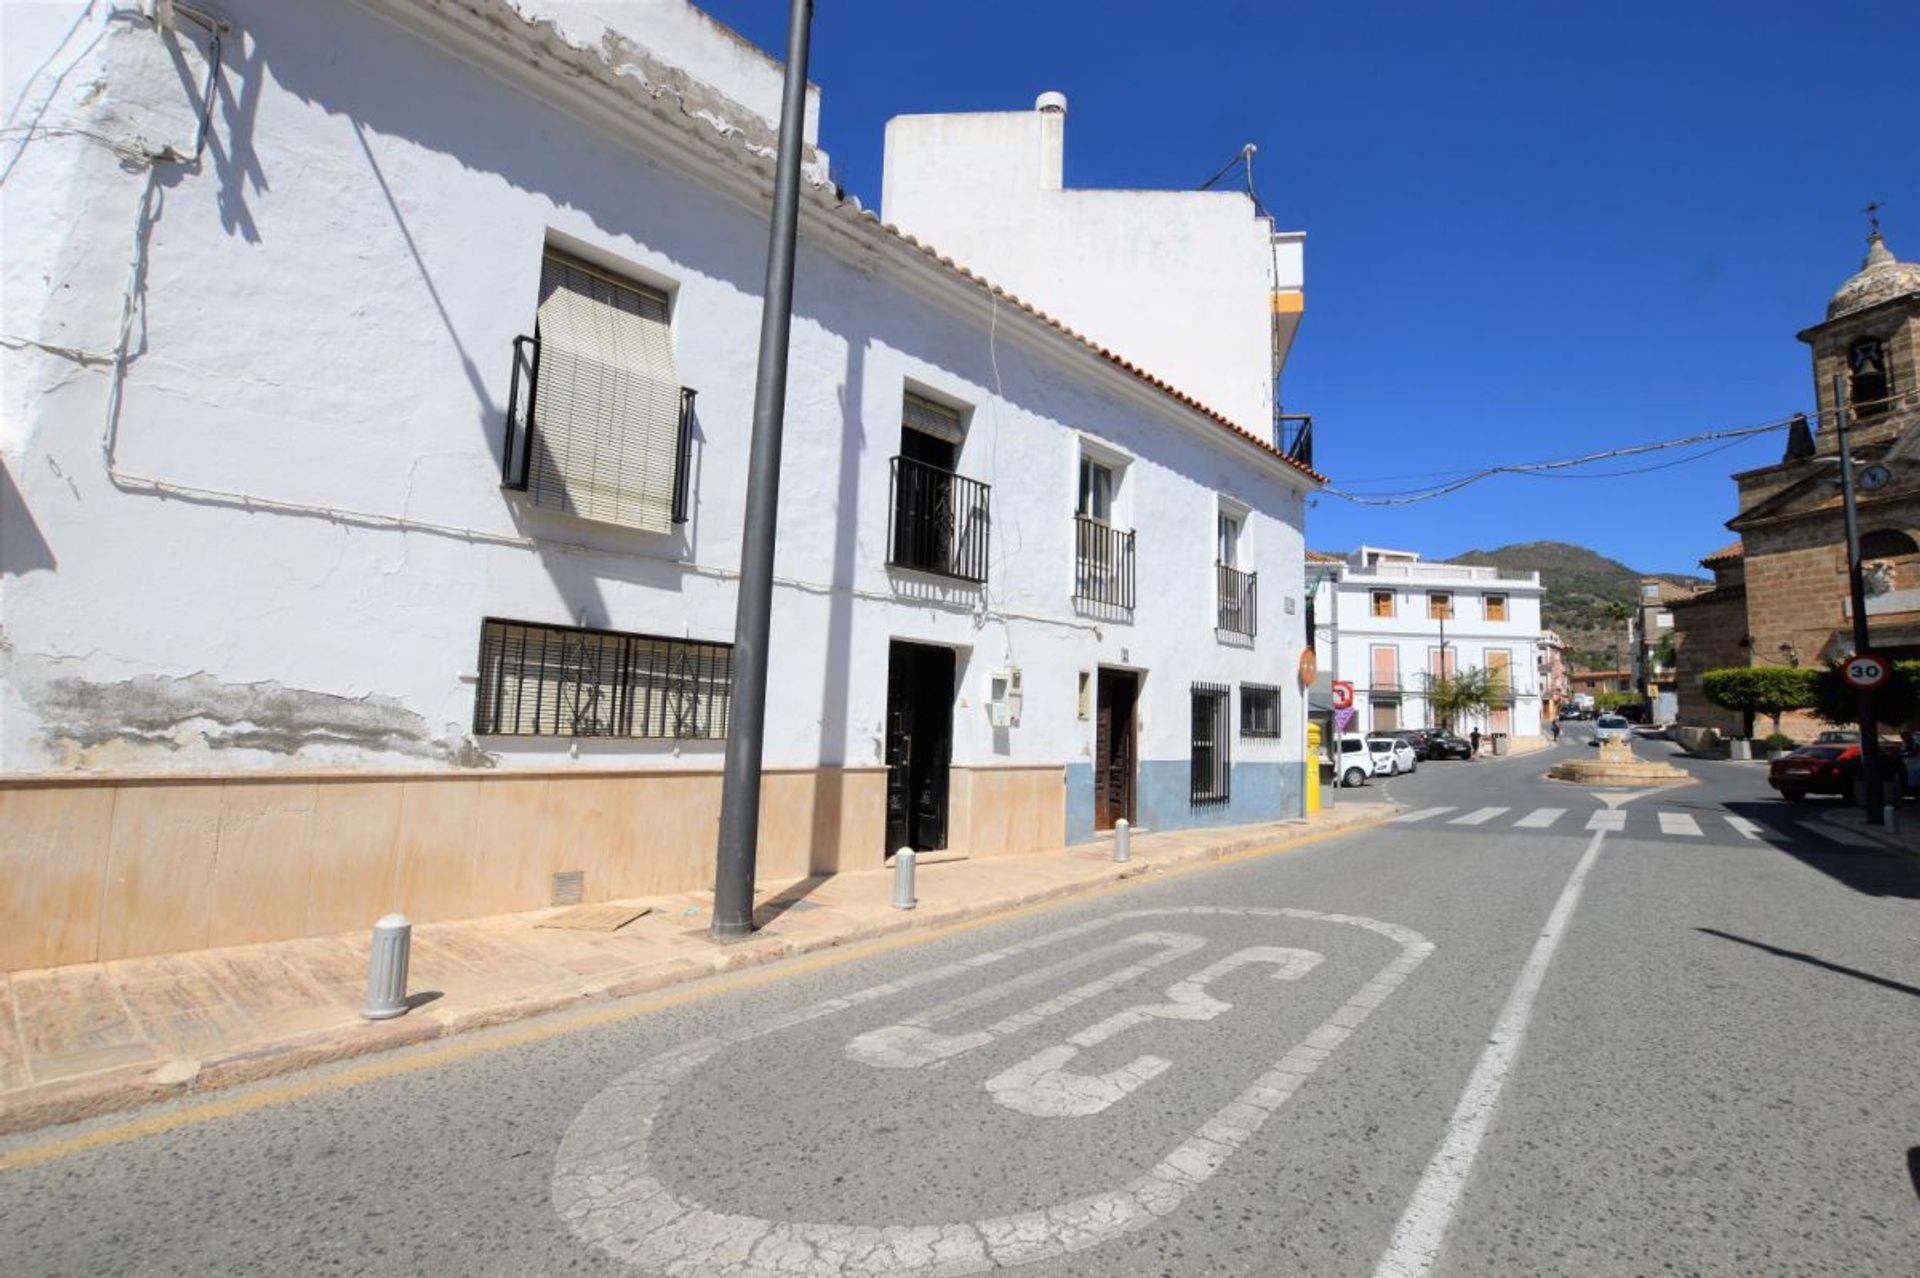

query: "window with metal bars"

left=1240, top=684, right=1280, bottom=739
left=1191, top=682, right=1231, bottom=804
left=472, top=618, right=732, bottom=739
left=501, top=252, right=692, bottom=533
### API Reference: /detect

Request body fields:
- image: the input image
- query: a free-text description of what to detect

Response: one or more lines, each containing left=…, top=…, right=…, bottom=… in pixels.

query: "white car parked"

left=1593, top=713, right=1632, bottom=744
left=1327, top=733, right=1378, bottom=788
left=1367, top=737, right=1418, bottom=776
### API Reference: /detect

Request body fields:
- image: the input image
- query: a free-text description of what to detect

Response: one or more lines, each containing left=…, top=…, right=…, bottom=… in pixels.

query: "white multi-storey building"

left=0, top=0, right=1316, bottom=970
left=1309, top=548, right=1545, bottom=743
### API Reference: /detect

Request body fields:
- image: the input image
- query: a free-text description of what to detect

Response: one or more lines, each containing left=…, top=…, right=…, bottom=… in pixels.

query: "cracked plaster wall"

left=1, top=0, right=1310, bottom=785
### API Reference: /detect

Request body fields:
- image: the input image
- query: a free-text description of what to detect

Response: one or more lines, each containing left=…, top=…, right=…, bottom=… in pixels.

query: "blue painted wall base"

left=1064, top=760, right=1306, bottom=845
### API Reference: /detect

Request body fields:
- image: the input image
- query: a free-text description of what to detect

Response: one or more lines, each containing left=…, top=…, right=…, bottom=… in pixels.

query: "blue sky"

left=695, top=1, right=1920, bottom=576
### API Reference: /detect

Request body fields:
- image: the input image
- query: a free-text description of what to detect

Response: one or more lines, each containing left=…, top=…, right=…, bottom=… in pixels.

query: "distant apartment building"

left=1538, top=629, right=1572, bottom=718
left=1629, top=578, right=1705, bottom=720
left=1308, top=548, right=1545, bottom=741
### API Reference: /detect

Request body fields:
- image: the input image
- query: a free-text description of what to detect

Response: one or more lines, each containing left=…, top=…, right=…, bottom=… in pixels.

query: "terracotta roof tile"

left=1699, top=540, right=1744, bottom=567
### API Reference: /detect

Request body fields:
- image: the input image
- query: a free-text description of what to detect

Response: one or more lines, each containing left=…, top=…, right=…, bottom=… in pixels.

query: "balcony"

left=1217, top=562, right=1258, bottom=637
left=1073, top=515, right=1136, bottom=610
left=888, top=455, right=991, bottom=584
left=502, top=334, right=697, bottom=526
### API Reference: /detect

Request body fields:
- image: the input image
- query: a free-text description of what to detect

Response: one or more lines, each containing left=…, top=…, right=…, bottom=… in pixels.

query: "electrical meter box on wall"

left=987, top=667, right=1024, bottom=727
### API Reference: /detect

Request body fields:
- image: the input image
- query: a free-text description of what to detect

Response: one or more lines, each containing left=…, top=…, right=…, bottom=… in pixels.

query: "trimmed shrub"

left=1700, top=667, right=1818, bottom=737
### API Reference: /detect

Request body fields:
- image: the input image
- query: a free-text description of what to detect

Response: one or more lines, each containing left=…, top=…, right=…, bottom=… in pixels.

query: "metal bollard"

left=361, top=913, right=412, bottom=1020
left=1113, top=818, right=1131, bottom=863
left=1886, top=804, right=1900, bottom=834
left=892, top=847, right=916, bottom=910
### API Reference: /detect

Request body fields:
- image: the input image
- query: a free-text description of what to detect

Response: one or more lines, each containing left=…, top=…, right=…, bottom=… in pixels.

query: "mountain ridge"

left=1443, top=540, right=1705, bottom=667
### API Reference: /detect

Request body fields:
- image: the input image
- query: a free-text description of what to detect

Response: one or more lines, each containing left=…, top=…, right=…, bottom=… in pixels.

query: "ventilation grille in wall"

left=551, top=870, right=585, bottom=907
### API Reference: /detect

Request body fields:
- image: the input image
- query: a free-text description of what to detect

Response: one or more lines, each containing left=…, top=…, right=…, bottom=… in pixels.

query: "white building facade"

left=1309, top=548, right=1546, bottom=743
left=0, top=0, right=1316, bottom=969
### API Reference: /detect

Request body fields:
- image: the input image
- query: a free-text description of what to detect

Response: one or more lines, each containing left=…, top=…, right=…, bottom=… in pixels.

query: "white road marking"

left=846, top=931, right=1205, bottom=1069
left=1811, top=821, right=1880, bottom=848
left=554, top=907, right=1435, bottom=1277
left=1585, top=809, right=1626, bottom=833
left=1391, top=807, right=1456, bottom=824
left=1512, top=808, right=1565, bottom=830
left=1448, top=807, right=1509, bottom=826
left=1371, top=827, right=1609, bottom=1278
left=1724, top=815, right=1764, bottom=840
left=1657, top=812, right=1702, bottom=837
left=986, top=946, right=1324, bottom=1118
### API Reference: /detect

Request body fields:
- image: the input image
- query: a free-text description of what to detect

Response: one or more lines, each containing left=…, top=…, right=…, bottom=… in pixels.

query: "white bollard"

left=892, top=847, right=917, bottom=910
left=361, top=913, right=412, bottom=1020
left=1113, top=818, right=1131, bottom=863
left=1885, top=804, right=1899, bottom=834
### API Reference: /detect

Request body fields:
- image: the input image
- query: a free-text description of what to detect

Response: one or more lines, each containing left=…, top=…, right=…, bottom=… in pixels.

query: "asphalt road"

left=4, top=734, right=1918, bottom=1276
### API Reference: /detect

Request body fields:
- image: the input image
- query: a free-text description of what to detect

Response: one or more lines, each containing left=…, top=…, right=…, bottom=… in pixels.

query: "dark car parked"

left=1767, top=743, right=1904, bottom=802
left=1421, top=730, right=1474, bottom=760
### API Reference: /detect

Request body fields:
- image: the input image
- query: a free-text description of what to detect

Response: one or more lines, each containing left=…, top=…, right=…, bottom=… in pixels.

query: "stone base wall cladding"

left=0, top=767, right=1066, bottom=972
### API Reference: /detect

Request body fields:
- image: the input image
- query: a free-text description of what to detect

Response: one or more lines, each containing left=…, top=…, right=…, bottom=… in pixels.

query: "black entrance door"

left=1095, top=669, right=1138, bottom=830
left=885, top=641, right=956, bottom=858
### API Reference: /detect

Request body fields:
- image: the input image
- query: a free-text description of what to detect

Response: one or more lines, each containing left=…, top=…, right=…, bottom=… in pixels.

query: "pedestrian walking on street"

left=1550, top=719, right=1560, bottom=743
left=1470, top=727, right=1482, bottom=758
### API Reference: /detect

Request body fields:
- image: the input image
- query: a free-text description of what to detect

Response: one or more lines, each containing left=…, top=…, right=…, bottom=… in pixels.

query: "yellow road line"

left=0, top=814, right=1388, bottom=1173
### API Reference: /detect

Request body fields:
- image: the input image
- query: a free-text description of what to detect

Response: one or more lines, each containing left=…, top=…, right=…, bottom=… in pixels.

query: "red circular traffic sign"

left=1842, top=653, right=1890, bottom=690
left=1298, top=648, right=1318, bottom=687
left=1331, top=681, right=1354, bottom=710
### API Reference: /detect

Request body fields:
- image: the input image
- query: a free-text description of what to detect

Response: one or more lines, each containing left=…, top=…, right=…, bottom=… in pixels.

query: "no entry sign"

left=1842, top=653, right=1890, bottom=690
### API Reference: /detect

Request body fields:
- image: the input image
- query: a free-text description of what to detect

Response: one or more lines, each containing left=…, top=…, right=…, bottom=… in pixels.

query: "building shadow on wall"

left=0, top=459, right=56, bottom=576
left=805, top=334, right=866, bottom=876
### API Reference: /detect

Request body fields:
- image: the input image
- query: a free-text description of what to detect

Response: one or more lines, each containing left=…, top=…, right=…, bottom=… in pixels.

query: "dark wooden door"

left=1095, top=669, right=1138, bottom=830
left=885, top=641, right=955, bottom=857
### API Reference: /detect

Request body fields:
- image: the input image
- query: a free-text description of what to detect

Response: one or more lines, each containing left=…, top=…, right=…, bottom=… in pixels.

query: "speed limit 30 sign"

left=1842, top=653, right=1890, bottom=690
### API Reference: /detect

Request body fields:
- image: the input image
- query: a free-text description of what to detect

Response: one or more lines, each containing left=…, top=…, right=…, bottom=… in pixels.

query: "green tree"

left=1809, top=659, right=1920, bottom=728
left=1422, top=666, right=1494, bottom=732
left=1700, top=667, right=1818, bottom=738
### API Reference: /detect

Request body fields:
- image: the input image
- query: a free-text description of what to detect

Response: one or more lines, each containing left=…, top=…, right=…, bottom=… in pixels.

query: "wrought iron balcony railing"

left=887, top=455, right=991, bottom=583
left=1217, top=562, right=1258, bottom=637
left=1073, top=515, right=1136, bottom=609
left=502, top=334, right=697, bottom=524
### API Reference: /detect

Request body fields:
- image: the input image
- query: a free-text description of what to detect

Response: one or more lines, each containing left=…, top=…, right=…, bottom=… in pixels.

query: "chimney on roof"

left=1035, top=91, right=1066, bottom=191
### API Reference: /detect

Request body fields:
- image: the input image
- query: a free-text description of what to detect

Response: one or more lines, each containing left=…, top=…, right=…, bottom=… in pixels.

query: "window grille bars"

left=1240, top=684, right=1280, bottom=739
left=1072, top=515, right=1136, bottom=609
left=887, top=455, right=991, bottom=583
left=1190, top=682, right=1232, bottom=804
left=501, top=334, right=696, bottom=525
left=473, top=618, right=731, bottom=739
left=1216, top=562, right=1258, bottom=636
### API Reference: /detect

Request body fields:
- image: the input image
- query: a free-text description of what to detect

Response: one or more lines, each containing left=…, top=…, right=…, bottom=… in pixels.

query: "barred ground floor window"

left=473, top=617, right=732, bottom=739
left=1191, top=682, right=1231, bottom=805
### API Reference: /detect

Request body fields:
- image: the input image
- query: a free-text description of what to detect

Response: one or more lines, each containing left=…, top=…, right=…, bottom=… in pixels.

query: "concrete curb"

left=0, top=806, right=1394, bottom=1139
left=1811, top=809, right=1920, bottom=860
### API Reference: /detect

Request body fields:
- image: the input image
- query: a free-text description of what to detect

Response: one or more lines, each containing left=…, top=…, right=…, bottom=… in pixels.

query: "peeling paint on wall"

left=8, top=649, right=494, bottom=771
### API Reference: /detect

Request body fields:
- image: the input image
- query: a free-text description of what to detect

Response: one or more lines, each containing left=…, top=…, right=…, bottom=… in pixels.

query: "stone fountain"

left=1548, top=735, right=1691, bottom=786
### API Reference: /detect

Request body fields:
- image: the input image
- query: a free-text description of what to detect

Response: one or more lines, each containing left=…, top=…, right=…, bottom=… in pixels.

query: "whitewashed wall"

left=0, top=0, right=1311, bottom=785
left=881, top=100, right=1299, bottom=438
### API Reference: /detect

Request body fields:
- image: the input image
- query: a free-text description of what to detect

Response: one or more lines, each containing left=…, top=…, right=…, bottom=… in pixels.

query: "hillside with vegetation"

left=1445, top=541, right=1706, bottom=669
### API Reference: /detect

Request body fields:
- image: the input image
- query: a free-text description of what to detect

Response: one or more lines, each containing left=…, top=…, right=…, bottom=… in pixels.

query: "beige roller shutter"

left=902, top=392, right=964, bottom=444
left=529, top=253, right=681, bottom=532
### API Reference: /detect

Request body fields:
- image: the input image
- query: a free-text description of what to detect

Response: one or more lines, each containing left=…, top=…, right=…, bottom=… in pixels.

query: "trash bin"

left=1491, top=732, right=1509, bottom=756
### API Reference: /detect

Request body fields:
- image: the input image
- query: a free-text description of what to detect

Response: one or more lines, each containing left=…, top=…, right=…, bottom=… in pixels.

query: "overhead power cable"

left=1322, top=413, right=1809, bottom=506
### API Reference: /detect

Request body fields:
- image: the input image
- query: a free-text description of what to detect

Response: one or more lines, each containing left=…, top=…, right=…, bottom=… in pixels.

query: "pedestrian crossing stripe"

left=1385, top=805, right=1867, bottom=847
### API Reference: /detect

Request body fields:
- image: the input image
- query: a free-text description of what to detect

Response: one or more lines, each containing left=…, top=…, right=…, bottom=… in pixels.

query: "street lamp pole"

left=1832, top=374, right=1885, bottom=824
left=711, top=0, right=816, bottom=938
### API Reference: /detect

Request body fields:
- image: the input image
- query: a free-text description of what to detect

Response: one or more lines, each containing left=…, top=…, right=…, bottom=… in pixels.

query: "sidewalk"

left=0, top=803, right=1392, bottom=1136
left=1812, top=804, right=1920, bottom=858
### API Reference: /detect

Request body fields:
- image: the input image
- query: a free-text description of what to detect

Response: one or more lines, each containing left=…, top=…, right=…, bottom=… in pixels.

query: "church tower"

left=1798, top=224, right=1920, bottom=446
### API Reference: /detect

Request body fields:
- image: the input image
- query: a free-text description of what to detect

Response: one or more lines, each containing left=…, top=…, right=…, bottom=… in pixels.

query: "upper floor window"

left=1217, top=510, right=1243, bottom=569
left=890, top=393, right=990, bottom=582
left=1371, top=590, right=1395, bottom=618
left=503, top=251, right=693, bottom=533
left=1078, top=456, right=1116, bottom=523
left=1850, top=337, right=1891, bottom=419
left=1859, top=528, right=1919, bottom=558
left=1485, top=593, right=1508, bottom=622
left=1427, top=591, right=1453, bottom=620
left=1642, top=583, right=1661, bottom=600
left=1216, top=504, right=1256, bottom=636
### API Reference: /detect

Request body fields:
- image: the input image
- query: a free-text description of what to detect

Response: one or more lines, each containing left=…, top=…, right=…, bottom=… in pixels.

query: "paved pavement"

left=0, top=804, right=1389, bottom=1135
left=3, top=733, right=1917, bottom=1276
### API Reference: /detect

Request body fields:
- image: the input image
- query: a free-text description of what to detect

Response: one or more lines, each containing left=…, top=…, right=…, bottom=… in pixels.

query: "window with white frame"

left=1073, top=444, right=1133, bottom=608
left=1216, top=502, right=1256, bottom=636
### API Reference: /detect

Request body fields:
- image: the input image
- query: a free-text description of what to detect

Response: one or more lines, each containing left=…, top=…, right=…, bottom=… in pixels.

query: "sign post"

left=1833, top=376, right=1886, bottom=823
